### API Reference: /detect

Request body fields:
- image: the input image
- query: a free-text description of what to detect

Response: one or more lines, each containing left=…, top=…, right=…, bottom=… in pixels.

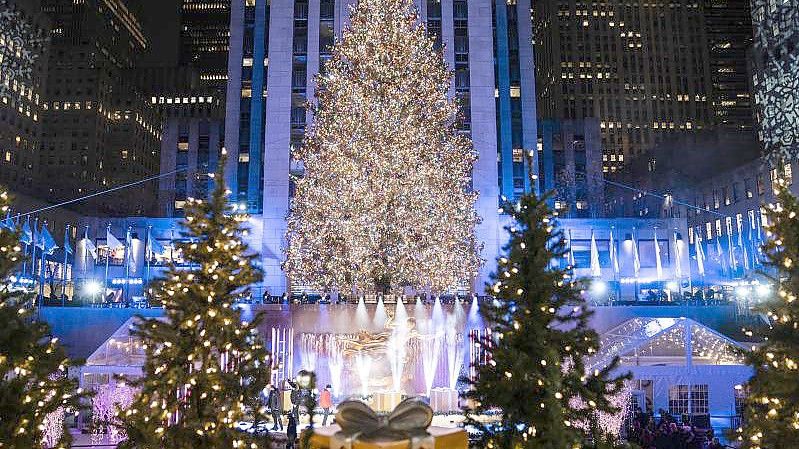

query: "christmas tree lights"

left=0, top=189, right=90, bottom=448
left=117, top=152, right=272, bottom=448
left=464, top=193, right=629, bottom=449
left=284, top=0, right=481, bottom=295
left=737, top=180, right=799, bottom=448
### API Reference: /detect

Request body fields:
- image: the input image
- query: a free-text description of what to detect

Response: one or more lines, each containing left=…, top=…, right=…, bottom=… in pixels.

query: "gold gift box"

left=307, top=424, right=468, bottom=449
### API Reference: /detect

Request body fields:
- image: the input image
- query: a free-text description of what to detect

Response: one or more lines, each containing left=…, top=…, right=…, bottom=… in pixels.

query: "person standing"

left=268, top=385, right=284, bottom=431
left=289, top=380, right=301, bottom=419
left=319, top=385, right=333, bottom=425
left=286, top=414, right=298, bottom=449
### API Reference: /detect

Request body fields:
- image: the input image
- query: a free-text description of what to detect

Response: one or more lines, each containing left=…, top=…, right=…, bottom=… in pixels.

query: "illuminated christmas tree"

left=0, top=189, right=89, bottom=447
left=284, top=0, right=481, bottom=295
left=118, top=152, right=272, bottom=448
left=738, top=181, right=799, bottom=449
left=464, top=194, right=629, bottom=448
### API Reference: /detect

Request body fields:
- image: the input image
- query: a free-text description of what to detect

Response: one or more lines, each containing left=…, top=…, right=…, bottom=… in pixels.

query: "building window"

left=669, top=384, right=709, bottom=416
left=734, top=385, right=748, bottom=417
left=745, top=178, right=754, bottom=198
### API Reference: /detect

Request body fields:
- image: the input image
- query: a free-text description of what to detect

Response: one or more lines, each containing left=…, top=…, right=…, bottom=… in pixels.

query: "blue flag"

left=0, top=212, right=13, bottom=230
left=37, top=224, right=58, bottom=254
left=64, top=229, right=73, bottom=255
left=20, top=217, right=32, bottom=245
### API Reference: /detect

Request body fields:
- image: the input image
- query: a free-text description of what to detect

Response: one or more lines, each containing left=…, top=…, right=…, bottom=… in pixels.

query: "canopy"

left=588, top=317, right=747, bottom=371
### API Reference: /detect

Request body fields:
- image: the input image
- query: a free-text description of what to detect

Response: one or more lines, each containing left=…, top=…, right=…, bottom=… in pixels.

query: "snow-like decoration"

left=0, top=1, right=47, bottom=101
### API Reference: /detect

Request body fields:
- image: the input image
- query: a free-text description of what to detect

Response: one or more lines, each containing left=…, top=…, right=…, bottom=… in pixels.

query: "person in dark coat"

left=289, top=380, right=301, bottom=419
left=286, top=414, right=298, bottom=449
left=268, top=385, right=283, bottom=431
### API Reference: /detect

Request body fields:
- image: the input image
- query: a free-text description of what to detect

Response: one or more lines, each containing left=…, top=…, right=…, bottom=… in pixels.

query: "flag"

left=37, top=223, right=58, bottom=255
left=653, top=228, right=663, bottom=281
left=125, top=227, right=137, bottom=274
left=609, top=229, right=620, bottom=275
left=590, top=230, right=601, bottom=277
left=737, top=218, right=748, bottom=271
left=695, top=236, right=705, bottom=277
left=82, top=228, right=98, bottom=261
left=20, top=217, right=32, bottom=245
left=727, top=233, right=737, bottom=272
left=63, top=228, right=73, bottom=255
left=106, top=227, right=124, bottom=250
left=0, top=212, right=13, bottom=230
left=632, top=230, right=641, bottom=278
left=146, top=228, right=165, bottom=259
left=568, top=229, right=576, bottom=268
left=673, top=230, right=683, bottom=279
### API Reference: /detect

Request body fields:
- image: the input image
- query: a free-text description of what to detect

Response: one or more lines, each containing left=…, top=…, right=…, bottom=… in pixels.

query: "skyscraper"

left=751, top=0, right=799, bottom=163
left=0, top=0, right=49, bottom=194
left=179, top=0, right=232, bottom=92
left=39, top=0, right=161, bottom=215
left=224, top=0, right=539, bottom=294
left=704, top=0, right=755, bottom=132
left=534, top=2, right=754, bottom=173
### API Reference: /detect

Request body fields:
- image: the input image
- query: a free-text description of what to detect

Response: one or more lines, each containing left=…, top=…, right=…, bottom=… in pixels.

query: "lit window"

left=121, top=150, right=129, bottom=159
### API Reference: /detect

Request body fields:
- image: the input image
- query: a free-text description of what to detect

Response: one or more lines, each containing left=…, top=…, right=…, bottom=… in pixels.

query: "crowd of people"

left=264, top=381, right=335, bottom=449
left=627, top=410, right=728, bottom=449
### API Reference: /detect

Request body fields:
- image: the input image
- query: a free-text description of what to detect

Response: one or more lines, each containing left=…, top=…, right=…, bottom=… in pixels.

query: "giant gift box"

left=308, top=424, right=468, bottom=449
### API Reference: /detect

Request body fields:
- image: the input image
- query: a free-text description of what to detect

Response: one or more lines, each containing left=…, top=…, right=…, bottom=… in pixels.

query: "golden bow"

left=335, top=397, right=433, bottom=442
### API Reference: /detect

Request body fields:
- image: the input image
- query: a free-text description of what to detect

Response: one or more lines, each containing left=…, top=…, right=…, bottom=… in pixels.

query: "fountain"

left=355, top=352, right=373, bottom=398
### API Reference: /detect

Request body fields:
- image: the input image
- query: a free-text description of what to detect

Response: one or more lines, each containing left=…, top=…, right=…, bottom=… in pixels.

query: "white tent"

left=590, top=317, right=752, bottom=431
left=79, top=317, right=148, bottom=391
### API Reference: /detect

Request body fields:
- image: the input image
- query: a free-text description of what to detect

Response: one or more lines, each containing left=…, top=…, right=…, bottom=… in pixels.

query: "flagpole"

left=104, top=223, right=111, bottom=305
left=684, top=229, right=693, bottom=298
left=124, top=226, right=131, bottom=306
left=38, top=221, right=46, bottom=307
left=83, top=225, right=89, bottom=278
left=145, top=225, right=152, bottom=294
left=62, top=224, right=69, bottom=306
left=31, top=217, right=39, bottom=307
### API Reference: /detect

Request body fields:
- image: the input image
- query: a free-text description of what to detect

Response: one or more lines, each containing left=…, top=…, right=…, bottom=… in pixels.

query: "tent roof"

left=588, top=317, right=747, bottom=371
left=85, top=316, right=153, bottom=367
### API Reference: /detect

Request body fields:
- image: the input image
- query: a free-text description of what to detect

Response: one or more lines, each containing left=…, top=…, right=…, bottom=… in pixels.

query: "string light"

left=284, top=0, right=480, bottom=295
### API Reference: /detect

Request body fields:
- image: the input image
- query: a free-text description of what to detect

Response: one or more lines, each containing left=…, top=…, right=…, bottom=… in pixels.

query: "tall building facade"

left=537, top=119, right=604, bottom=218
left=0, top=0, right=49, bottom=194
left=224, top=0, right=538, bottom=294
left=704, top=0, right=755, bottom=132
left=40, top=0, right=161, bottom=216
left=534, top=2, right=754, bottom=173
left=180, top=0, right=232, bottom=92
left=751, top=0, right=799, bottom=163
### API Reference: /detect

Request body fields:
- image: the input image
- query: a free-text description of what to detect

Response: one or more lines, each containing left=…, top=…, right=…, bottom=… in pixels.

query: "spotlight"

left=591, top=280, right=608, bottom=295
left=84, top=281, right=102, bottom=296
left=756, top=284, right=771, bottom=298
left=735, top=286, right=750, bottom=298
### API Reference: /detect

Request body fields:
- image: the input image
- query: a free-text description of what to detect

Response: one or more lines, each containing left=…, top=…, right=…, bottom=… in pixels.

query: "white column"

left=263, top=0, right=295, bottom=294
left=468, top=0, right=500, bottom=293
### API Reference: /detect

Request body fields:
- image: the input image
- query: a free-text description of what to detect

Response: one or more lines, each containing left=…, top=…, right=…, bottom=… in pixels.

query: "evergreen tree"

left=0, top=189, right=89, bottom=448
left=738, top=182, right=799, bottom=449
left=464, top=193, right=629, bottom=449
left=118, top=152, right=272, bottom=449
left=284, top=0, right=481, bottom=295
